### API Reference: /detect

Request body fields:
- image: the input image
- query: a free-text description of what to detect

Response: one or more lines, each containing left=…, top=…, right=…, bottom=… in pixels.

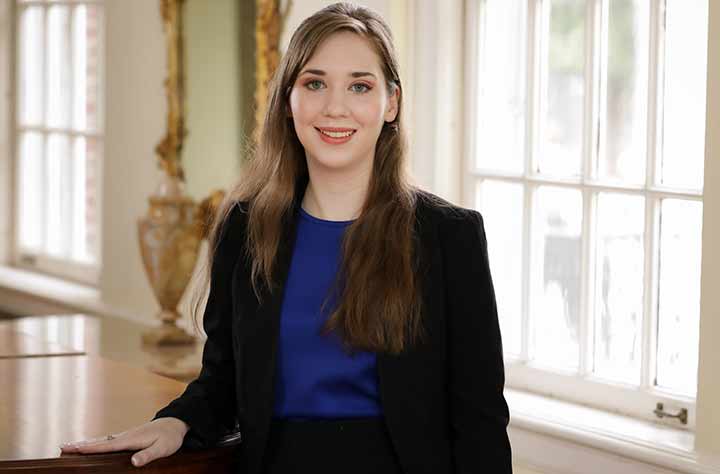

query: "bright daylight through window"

left=15, top=0, right=104, bottom=284
left=469, top=0, right=708, bottom=422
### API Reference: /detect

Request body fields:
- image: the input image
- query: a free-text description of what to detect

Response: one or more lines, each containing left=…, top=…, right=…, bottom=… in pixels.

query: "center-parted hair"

left=194, top=2, right=424, bottom=355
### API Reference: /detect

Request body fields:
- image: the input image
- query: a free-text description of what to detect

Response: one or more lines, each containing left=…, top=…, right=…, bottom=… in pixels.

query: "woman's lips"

left=315, top=127, right=356, bottom=145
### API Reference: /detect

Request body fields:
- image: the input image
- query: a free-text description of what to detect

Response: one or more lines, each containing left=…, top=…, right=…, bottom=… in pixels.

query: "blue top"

left=272, top=207, right=383, bottom=420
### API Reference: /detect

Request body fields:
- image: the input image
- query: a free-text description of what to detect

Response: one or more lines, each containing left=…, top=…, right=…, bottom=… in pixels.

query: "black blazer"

left=153, top=189, right=512, bottom=474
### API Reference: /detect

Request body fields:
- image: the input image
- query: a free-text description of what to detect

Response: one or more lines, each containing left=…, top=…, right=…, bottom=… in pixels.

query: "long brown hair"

left=192, top=2, right=424, bottom=355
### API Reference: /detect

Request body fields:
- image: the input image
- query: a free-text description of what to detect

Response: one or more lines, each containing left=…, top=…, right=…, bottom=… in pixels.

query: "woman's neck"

left=301, top=163, right=371, bottom=222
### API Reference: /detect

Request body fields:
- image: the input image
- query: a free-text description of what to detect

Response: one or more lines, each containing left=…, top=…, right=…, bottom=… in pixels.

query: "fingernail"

left=131, top=456, right=139, bottom=466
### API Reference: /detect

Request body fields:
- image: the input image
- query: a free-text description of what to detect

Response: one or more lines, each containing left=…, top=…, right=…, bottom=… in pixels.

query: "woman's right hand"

left=59, top=417, right=190, bottom=468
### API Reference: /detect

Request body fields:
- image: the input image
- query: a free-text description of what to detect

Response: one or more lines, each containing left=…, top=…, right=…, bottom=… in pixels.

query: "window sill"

left=507, top=388, right=720, bottom=474
left=0, top=264, right=133, bottom=320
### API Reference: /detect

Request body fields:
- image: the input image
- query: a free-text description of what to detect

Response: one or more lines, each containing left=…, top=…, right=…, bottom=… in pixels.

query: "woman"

left=60, top=3, right=512, bottom=473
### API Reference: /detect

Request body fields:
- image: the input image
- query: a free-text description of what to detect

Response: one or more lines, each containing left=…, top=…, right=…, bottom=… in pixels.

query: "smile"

left=315, top=127, right=356, bottom=144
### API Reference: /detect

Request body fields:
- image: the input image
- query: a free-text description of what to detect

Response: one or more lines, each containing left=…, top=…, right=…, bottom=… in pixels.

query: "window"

left=14, top=0, right=104, bottom=285
left=465, top=0, right=708, bottom=426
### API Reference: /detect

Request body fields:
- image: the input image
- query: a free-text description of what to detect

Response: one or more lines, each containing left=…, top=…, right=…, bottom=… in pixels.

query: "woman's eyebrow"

left=299, top=69, right=377, bottom=79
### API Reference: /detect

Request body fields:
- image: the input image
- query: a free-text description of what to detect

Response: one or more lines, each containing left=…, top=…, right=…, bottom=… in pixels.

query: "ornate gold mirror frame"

left=137, top=0, right=292, bottom=349
left=137, top=0, right=223, bottom=349
left=255, top=0, right=293, bottom=138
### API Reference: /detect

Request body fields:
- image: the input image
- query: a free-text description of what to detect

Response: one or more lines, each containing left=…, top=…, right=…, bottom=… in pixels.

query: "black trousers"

left=260, top=417, right=405, bottom=474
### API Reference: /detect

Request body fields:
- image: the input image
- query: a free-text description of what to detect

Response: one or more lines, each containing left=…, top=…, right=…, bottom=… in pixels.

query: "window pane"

left=598, top=0, right=649, bottom=185
left=475, top=0, right=526, bottom=174
left=658, top=0, right=708, bottom=190
left=537, top=0, right=585, bottom=178
left=656, top=199, right=702, bottom=396
left=18, top=6, right=44, bottom=126
left=46, top=133, right=72, bottom=257
left=476, top=180, right=523, bottom=355
left=593, top=193, right=644, bottom=384
left=47, top=5, right=71, bottom=129
left=18, top=132, right=44, bottom=250
left=530, top=186, right=583, bottom=369
left=72, top=4, right=103, bottom=131
left=72, top=136, right=100, bottom=264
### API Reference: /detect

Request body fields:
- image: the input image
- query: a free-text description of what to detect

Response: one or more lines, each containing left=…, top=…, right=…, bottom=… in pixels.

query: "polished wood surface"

left=0, top=355, right=184, bottom=461
left=0, top=445, right=241, bottom=474
left=0, top=314, right=203, bottom=382
left=0, top=355, right=241, bottom=473
left=0, top=445, right=241, bottom=473
left=0, top=326, right=84, bottom=358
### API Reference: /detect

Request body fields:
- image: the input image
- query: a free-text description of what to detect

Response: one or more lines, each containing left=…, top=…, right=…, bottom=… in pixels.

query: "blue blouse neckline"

left=299, top=206, right=355, bottom=227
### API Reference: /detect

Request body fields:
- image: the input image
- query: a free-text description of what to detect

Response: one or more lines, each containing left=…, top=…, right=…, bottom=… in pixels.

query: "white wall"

left=407, top=0, right=463, bottom=203
left=183, top=0, right=245, bottom=202
left=99, top=0, right=167, bottom=324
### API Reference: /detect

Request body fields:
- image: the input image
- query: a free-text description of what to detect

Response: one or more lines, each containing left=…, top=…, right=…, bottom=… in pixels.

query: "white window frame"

left=12, top=0, right=105, bottom=286
left=463, top=0, right=704, bottom=429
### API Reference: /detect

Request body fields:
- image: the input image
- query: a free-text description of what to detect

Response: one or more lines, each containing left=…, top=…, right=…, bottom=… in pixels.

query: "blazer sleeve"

left=151, top=203, right=244, bottom=449
left=442, top=209, right=513, bottom=473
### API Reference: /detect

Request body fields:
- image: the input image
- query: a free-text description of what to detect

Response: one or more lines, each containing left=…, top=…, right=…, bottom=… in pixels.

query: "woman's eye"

left=351, top=83, right=371, bottom=93
left=303, top=80, right=371, bottom=93
left=306, top=79, right=324, bottom=90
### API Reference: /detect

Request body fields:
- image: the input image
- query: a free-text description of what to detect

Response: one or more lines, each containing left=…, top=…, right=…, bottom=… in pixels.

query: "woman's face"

left=288, top=31, right=399, bottom=175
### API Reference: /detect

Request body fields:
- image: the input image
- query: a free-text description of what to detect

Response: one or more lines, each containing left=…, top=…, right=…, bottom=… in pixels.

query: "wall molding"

left=0, top=0, right=13, bottom=265
left=408, top=0, right=464, bottom=204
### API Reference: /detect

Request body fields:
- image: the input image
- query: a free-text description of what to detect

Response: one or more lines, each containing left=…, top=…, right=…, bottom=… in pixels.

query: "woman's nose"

left=323, top=88, right=350, bottom=117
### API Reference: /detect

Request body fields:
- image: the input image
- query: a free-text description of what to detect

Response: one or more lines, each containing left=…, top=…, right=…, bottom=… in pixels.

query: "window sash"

left=464, top=0, right=703, bottom=427
left=13, top=0, right=104, bottom=286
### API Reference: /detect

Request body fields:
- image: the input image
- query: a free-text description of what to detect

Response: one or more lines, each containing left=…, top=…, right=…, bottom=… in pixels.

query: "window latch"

left=653, top=402, right=688, bottom=425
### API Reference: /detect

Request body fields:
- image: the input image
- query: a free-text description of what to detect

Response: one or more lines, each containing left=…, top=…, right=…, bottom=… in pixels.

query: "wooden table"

left=0, top=326, right=84, bottom=358
left=0, top=314, right=203, bottom=382
left=0, top=315, right=240, bottom=473
left=0, top=355, right=241, bottom=473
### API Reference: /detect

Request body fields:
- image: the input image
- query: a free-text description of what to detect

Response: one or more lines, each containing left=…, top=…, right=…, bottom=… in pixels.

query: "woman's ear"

left=384, top=86, right=400, bottom=123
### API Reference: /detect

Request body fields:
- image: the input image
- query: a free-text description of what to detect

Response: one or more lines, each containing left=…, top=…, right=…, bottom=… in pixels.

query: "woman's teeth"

left=318, top=129, right=355, bottom=138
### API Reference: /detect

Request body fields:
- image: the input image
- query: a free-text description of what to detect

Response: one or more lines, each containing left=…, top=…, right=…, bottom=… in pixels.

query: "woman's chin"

left=308, top=157, right=356, bottom=172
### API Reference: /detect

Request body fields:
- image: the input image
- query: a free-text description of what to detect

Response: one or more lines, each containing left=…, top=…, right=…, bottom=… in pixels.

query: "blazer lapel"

left=373, top=199, right=444, bottom=474
left=241, top=198, right=302, bottom=443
